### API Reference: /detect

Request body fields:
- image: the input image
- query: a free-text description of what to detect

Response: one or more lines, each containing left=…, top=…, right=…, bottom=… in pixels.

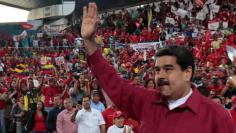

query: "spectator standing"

left=42, top=78, right=60, bottom=113
left=24, top=78, right=40, bottom=112
left=69, top=78, right=86, bottom=106
left=11, top=96, right=26, bottom=133
left=56, top=98, right=77, bottom=133
left=102, top=103, right=118, bottom=130
left=26, top=101, right=48, bottom=133
left=90, top=90, right=105, bottom=112
left=107, top=111, right=133, bottom=133
left=46, top=95, right=64, bottom=133
left=75, top=95, right=106, bottom=133
left=0, top=87, right=8, bottom=133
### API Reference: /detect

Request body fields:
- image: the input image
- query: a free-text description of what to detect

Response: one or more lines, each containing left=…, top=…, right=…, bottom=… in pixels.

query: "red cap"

left=1, top=87, right=8, bottom=93
left=232, top=96, right=236, bottom=103
left=113, top=111, right=124, bottom=119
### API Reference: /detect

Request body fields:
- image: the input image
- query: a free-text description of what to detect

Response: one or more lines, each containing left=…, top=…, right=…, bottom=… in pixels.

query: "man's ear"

left=184, top=66, right=193, bottom=82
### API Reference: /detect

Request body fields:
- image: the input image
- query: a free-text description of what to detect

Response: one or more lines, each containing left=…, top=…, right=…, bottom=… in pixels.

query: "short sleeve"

left=98, top=111, right=106, bottom=125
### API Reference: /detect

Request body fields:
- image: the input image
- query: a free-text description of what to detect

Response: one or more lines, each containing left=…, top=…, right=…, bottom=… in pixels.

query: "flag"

left=148, top=8, right=152, bottom=31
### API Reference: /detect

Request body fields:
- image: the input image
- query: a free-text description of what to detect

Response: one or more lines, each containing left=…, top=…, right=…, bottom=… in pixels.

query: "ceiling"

left=0, top=0, right=63, bottom=10
left=75, top=0, right=158, bottom=15
left=0, top=0, right=158, bottom=11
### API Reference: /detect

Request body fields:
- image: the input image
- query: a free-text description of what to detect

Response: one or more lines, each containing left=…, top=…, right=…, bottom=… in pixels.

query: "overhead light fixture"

left=0, top=4, right=29, bottom=23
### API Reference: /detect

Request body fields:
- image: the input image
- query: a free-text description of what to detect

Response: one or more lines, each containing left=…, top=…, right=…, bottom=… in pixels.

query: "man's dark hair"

left=82, top=94, right=91, bottom=101
left=212, top=96, right=223, bottom=104
left=156, top=45, right=195, bottom=80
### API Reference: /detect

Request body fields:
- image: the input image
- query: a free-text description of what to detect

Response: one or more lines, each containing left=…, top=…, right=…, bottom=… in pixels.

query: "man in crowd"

left=56, top=98, right=77, bottom=133
left=90, top=89, right=105, bottom=112
left=102, top=103, right=118, bottom=130
left=42, top=78, right=60, bottom=113
left=0, top=87, right=7, bottom=133
left=46, top=95, right=64, bottom=133
left=81, top=3, right=236, bottom=133
left=75, top=95, right=106, bottom=133
left=24, top=78, right=40, bottom=112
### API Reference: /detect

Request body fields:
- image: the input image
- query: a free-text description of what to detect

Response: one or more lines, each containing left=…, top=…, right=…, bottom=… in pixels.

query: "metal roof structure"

left=0, top=0, right=157, bottom=13
left=74, top=0, right=158, bottom=15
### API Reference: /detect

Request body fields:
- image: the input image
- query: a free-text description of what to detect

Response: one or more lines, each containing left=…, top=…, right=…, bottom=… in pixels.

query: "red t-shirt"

left=208, top=85, right=224, bottom=95
left=102, top=106, right=115, bottom=130
left=230, top=108, right=236, bottom=125
left=42, top=85, right=59, bottom=107
left=33, top=112, right=47, bottom=132
left=66, top=35, right=74, bottom=45
left=124, top=118, right=140, bottom=133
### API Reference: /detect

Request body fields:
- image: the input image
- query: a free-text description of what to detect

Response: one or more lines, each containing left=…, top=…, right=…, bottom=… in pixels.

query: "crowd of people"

left=0, top=0, right=235, bottom=133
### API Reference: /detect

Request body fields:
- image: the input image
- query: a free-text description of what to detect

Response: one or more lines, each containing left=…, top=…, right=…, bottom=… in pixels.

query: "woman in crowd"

left=144, top=78, right=156, bottom=89
left=26, top=101, right=48, bottom=133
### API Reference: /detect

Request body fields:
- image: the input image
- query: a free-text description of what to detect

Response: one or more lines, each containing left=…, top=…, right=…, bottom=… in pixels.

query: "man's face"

left=92, top=80, right=98, bottom=89
left=133, top=76, right=141, bottom=85
left=54, top=96, right=62, bottom=106
left=82, top=97, right=91, bottom=110
left=201, top=77, right=208, bottom=86
left=79, top=74, right=85, bottom=84
left=64, top=99, right=73, bottom=110
left=212, top=98, right=222, bottom=105
left=155, top=56, right=192, bottom=100
left=92, top=95, right=100, bottom=103
left=28, top=79, right=34, bottom=88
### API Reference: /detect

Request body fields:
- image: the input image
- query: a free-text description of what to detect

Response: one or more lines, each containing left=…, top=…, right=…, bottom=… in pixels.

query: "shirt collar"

left=181, top=85, right=201, bottom=115
left=65, top=108, right=75, bottom=114
left=152, top=84, right=201, bottom=115
left=167, top=89, right=192, bottom=110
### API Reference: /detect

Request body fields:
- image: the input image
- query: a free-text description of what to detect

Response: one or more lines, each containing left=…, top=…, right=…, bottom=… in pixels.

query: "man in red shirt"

left=102, top=103, right=118, bottom=130
left=102, top=103, right=139, bottom=133
left=81, top=3, right=236, bottom=133
left=42, top=78, right=60, bottom=113
left=230, top=96, right=236, bottom=125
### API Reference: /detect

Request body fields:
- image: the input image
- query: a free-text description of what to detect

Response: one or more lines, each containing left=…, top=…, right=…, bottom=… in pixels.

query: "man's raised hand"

left=81, top=2, right=99, bottom=55
left=81, top=2, right=99, bottom=40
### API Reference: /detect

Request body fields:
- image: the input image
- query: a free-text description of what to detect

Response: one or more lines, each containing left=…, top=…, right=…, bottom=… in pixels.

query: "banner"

left=55, top=56, right=65, bottom=65
left=130, top=42, right=158, bottom=50
left=40, top=56, right=51, bottom=65
left=208, top=21, right=219, bottom=30
left=165, top=17, right=175, bottom=25
left=177, top=8, right=188, bottom=18
left=210, top=4, right=220, bottom=13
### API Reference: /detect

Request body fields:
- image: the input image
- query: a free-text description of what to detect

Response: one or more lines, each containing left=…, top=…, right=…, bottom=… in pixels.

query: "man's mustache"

left=157, top=79, right=169, bottom=86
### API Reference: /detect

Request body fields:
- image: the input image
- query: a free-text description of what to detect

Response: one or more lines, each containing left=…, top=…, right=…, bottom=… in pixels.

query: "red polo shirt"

left=102, top=106, right=116, bottom=130
left=42, top=85, right=59, bottom=107
left=230, top=107, right=236, bottom=125
left=88, top=49, right=236, bottom=133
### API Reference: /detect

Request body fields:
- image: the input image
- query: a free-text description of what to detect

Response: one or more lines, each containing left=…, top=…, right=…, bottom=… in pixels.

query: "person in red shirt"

left=26, top=101, right=48, bottom=133
left=66, top=33, right=74, bottom=45
left=102, top=103, right=139, bottom=133
left=230, top=96, right=236, bottom=125
left=207, top=76, right=225, bottom=95
left=42, top=78, right=60, bottom=113
left=81, top=3, right=236, bottom=133
left=102, top=103, right=119, bottom=130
